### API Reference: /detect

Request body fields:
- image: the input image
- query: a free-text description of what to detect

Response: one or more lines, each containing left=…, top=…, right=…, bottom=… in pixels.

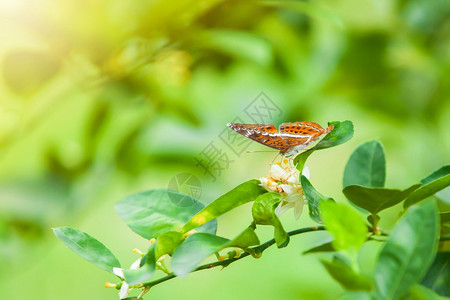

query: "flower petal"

left=284, top=192, right=302, bottom=203
left=118, top=282, right=130, bottom=299
left=280, top=184, right=295, bottom=195
left=113, top=267, right=124, bottom=279
left=269, top=164, right=285, bottom=180
left=275, top=200, right=295, bottom=216
left=294, top=198, right=304, bottom=220
left=302, top=165, right=310, bottom=179
left=259, top=177, right=268, bottom=186
left=130, top=258, right=141, bottom=270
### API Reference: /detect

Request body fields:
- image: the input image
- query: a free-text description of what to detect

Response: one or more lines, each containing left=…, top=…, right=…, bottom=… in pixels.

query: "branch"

left=143, top=226, right=326, bottom=289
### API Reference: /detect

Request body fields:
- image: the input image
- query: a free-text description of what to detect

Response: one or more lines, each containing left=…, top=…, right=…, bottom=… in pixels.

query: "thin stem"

left=143, top=226, right=325, bottom=289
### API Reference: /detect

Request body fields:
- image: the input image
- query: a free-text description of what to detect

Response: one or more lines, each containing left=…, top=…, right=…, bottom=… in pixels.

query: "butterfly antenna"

left=246, top=150, right=279, bottom=153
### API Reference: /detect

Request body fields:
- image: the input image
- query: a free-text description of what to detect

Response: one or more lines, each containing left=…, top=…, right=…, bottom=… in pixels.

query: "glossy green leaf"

left=155, top=231, right=184, bottom=259
left=303, top=240, right=334, bottom=254
left=343, top=140, right=386, bottom=188
left=227, top=226, right=260, bottom=249
left=374, top=200, right=439, bottom=300
left=343, top=184, right=420, bottom=214
left=421, top=252, right=450, bottom=297
left=433, top=168, right=450, bottom=209
left=421, top=166, right=450, bottom=185
left=182, top=180, right=266, bottom=233
left=53, top=227, right=120, bottom=273
left=294, top=120, right=354, bottom=172
left=171, top=227, right=260, bottom=278
left=339, top=291, right=373, bottom=300
left=320, top=201, right=367, bottom=255
left=124, top=243, right=156, bottom=285
left=440, top=211, right=450, bottom=238
left=404, top=167, right=450, bottom=208
left=301, top=175, right=334, bottom=223
left=252, top=192, right=289, bottom=248
left=321, top=256, right=373, bottom=291
left=172, top=233, right=229, bottom=278
left=407, top=284, right=443, bottom=300
left=115, top=189, right=217, bottom=239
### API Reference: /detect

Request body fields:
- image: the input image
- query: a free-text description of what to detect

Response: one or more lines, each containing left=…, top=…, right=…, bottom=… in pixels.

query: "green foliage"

left=294, top=120, right=354, bottom=172
left=115, top=189, right=217, bottom=239
left=3, top=0, right=450, bottom=297
left=252, top=193, right=289, bottom=248
left=155, top=231, right=184, bottom=258
left=421, top=252, right=450, bottom=297
left=53, top=227, right=120, bottom=273
left=343, top=184, right=420, bottom=215
left=406, top=285, right=443, bottom=300
left=182, top=180, right=266, bottom=233
left=320, top=201, right=367, bottom=256
left=374, top=200, right=439, bottom=300
left=321, top=256, right=373, bottom=291
left=172, top=227, right=259, bottom=277
left=404, top=167, right=450, bottom=208
left=303, top=241, right=334, bottom=255
left=301, top=175, right=334, bottom=224
left=343, top=140, right=386, bottom=188
left=228, top=226, right=261, bottom=249
left=53, top=128, right=449, bottom=299
left=339, top=291, right=373, bottom=300
left=124, top=243, right=156, bottom=285
left=172, top=233, right=230, bottom=278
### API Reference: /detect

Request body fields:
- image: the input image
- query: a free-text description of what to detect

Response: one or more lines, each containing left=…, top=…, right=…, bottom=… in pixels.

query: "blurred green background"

left=0, top=0, right=449, bottom=299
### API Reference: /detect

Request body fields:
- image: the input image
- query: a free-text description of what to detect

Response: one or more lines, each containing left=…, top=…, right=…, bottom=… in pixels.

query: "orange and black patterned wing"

left=227, top=123, right=288, bottom=152
left=278, top=122, right=334, bottom=147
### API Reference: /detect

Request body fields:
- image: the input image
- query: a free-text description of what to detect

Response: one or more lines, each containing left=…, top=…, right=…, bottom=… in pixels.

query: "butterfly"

left=227, top=121, right=334, bottom=157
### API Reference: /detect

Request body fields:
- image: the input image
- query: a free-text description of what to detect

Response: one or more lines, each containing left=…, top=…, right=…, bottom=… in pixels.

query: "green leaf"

left=339, top=291, right=373, bottom=300
left=155, top=231, right=184, bottom=259
left=124, top=243, right=156, bottom=285
left=171, top=227, right=260, bottom=278
left=303, top=240, right=334, bottom=254
left=404, top=167, right=450, bottom=208
left=252, top=192, right=289, bottom=248
left=53, top=227, right=120, bottom=273
left=374, top=200, right=439, bottom=300
left=407, top=284, right=444, bottom=300
left=421, top=166, right=450, bottom=185
left=182, top=180, right=266, bottom=233
left=440, top=212, right=450, bottom=240
left=115, top=189, right=217, bottom=239
left=227, top=226, right=260, bottom=249
left=321, top=256, right=373, bottom=291
left=343, top=184, right=421, bottom=215
left=421, top=252, right=450, bottom=297
left=320, top=201, right=367, bottom=255
left=294, top=120, right=354, bottom=172
left=172, top=233, right=229, bottom=278
left=301, top=175, right=334, bottom=223
left=343, top=140, right=386, bottom=188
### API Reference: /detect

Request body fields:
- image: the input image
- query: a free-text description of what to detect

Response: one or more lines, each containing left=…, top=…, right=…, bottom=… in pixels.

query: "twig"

left=143, top=226, right=326, bottom=289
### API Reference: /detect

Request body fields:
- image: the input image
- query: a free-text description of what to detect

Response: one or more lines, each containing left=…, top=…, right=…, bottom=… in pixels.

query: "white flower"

left=259, top=159, right=309, bottom=220
left=113, top=258, right=141, bottom=299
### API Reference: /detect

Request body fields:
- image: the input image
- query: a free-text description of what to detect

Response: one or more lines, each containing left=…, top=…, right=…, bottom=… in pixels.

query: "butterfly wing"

left=227, top=123, right=288, bottom=152
left=278, top=122, right=333, bottom=147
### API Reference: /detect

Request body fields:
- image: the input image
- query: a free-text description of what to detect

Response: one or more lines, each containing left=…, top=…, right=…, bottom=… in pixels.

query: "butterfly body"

left=227, top=121, right=334, bottom=157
